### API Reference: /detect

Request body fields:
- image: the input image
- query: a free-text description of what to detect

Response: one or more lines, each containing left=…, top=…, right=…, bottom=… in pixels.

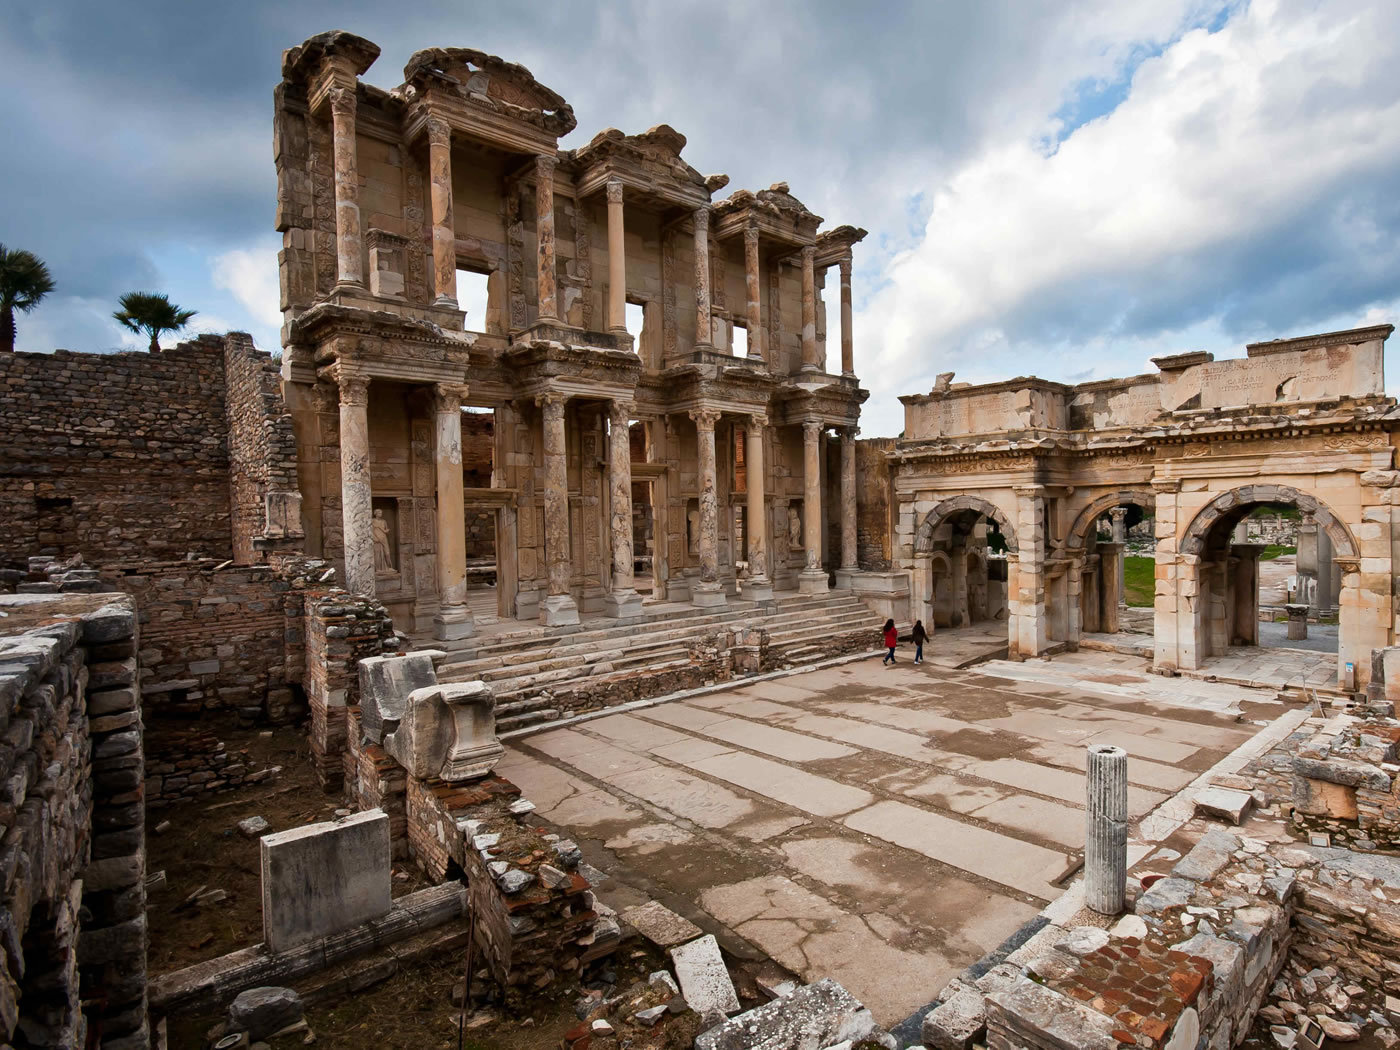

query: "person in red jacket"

left=881, top=619, right=898, bottom=664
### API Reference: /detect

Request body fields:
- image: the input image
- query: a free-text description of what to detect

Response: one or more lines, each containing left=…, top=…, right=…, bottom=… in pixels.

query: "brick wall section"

left=856, top=438, right=895, bottom=571
left=0, top=593, right=148, bottom=1049
left=304, top=591, right=397, bottom=790
left=144, top=722, right=281, bottom=809
left=403, top=774, right=601, bottom=1002
left=344, top=710, right=408, bottom=857
left=0, top=338, right=233, bottom=568
left=223, top=334, right=300, bottom=564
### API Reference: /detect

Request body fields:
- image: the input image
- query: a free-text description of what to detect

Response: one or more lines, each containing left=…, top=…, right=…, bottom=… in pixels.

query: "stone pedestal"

left=1085, top=744, right=1127, bottom=915
left=605, top=400, right=643, bottom=619
left=799, top=419, right=829, bottom=594
left=337, top=373, right=375, bottom=597
left=432, top=383, right=474, bottom=641
left=1286, top=602, right=1310, bottom=641
left=539, top=393, right=578, bottom=625
left=691, top=408, right=726, bottom=608
left=745, top=415, right=772, bottom=601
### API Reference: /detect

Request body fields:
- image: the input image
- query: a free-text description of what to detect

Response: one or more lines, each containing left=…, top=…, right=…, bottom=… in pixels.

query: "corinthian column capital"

left=430, top=382, right=469, bottom=414
left=336, top=371, right=369, bottom=406
left=328, top=85, right=357, bottom=117
left=425, top=115, right=451, bottom=148
left=689, top=407, right=721, bottom=432
left=606, top=179, right=624, bottom=204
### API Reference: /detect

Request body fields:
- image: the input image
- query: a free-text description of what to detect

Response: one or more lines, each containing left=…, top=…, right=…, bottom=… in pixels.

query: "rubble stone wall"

left=223, top=334, right=300, bottom=564
left=0, top=593, right=148, bottom=1050
left=0, top=339, right=234, bottom=568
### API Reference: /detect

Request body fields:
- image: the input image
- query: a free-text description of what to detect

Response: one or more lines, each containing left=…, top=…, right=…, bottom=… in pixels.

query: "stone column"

left=1286, top=602, right=1310, bottom=641
left=693, top=206, right=712, bottom=349
left=426, top=117, right=458, bottom=308
left=538, top=393, right=578, bottom=625
left=800, top=245, right=818, bottom=371
left=1316, top=526, right=1335, bottom=615
left=690, top=408, right=726, bottom=607
left=606, top=180, right=628, bottom=336
left=799, top=420, right=829, bottom=594
left=337, top=372, right=374, bottom=596
left=605, top=400, right=642, bottom=618
left=835, top=428, right=859, bottom=589
left=745, top=415, right=772, bottom=601
left=1085, top=744, right=1128, bottom=915
left=1009, top=485, right=1047, bottom=657
left=432, top=383, right=474, bottom=640
left=535, top=154, right=559, bottom=323
left=743, top=224, right=763, bottom=362
left=1109, top=507, right=1128, bottom=607
left=328, top=86, right=363, bottom=288
left=1098, top=541, right=1124, bottom=634
left=839, top=253, right=854, bottom=376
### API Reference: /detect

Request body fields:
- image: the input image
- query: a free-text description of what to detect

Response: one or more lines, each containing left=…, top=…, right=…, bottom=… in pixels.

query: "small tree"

left=113, top=292, right=196, bottom=353
left=0, top=244, right=55, bottom=354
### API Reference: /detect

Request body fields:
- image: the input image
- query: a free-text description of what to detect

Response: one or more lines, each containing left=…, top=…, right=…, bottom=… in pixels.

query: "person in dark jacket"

left=912, top=620, right=928, bottom=664
left=882, top=618, right=898, bottom=664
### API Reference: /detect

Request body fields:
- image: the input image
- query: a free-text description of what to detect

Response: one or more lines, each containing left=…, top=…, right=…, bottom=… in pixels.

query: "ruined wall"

left=857, top=438, right=895, bottom=571
left=0, top=593, right=147, bottom=1049
left=223, top=334, right=300, bottom=564
left=0, top=339, right=233, bottom=568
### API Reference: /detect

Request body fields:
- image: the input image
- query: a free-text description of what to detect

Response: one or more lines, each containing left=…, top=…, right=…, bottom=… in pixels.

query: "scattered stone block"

left=383, top=681, right=503, bottom=781
left=1172, top=829, right=1241, bottom=882
left=925, top=983, right=989, bottom=1050
left=228, top=986, right=303, bottom=1041
left=696, top=978, right=877, bottom=1050
left=237, top=815, right=270, bottom=838
left=1194, top=786, right=1256, bottom=825
left=357, top=651, right=440, bottom=744
left=670, top=934, right=740, bottom=1020
left=260, top=809, right=391, bottom=953
left=621, top=901, right=703, bottom=948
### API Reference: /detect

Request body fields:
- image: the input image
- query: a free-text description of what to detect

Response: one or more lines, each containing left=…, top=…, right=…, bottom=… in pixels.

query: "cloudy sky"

left=3, top=0, right=1398, bottom=436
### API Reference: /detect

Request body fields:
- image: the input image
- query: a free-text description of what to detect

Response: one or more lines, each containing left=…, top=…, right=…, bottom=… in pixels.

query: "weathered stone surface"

left=229, top=986, right=303, bottom=1040
left=621, top=901, right=703, bottom=948
left=670, top=934, right=739, bottom=1020
left=695, top=978, right=875, bottom=1050
left=260, top=809, right=391, bottom=952
left=383, top=681, right=502, bottom=782
left=357, top=651, right=440, bottom=744
left=1172, top=829, right=1241, bottom=882
left=1194, top=787, right=1257, bottom=825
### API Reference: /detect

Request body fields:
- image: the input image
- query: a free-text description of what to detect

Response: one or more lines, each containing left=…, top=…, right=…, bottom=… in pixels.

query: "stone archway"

left=1066, top=489, right=1157, bottom=550
left=912, top=497, right=1016, bottom=633
left=1066, top=488, right=1157, bottom=640
left=1165, top=484, right=1360, bottom=681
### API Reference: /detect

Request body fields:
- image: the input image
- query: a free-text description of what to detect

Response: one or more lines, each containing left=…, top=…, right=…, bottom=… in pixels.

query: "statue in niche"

left=788, top=506, right=802, bottom=549
left=687, top=502, right=700, bottom=554
left=373, top=508, right=396, bottom=572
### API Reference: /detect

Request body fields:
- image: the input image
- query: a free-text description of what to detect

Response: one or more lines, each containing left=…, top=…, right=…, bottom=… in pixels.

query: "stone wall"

left=223, top=334, right=301, bottom=564
left=0, top=592, right=147, bottom=1049
left=857, top=438, right=895, bottom=571
left=0, top=338, right=233, bottom=568
left=144, top=721, right=282, bottom=810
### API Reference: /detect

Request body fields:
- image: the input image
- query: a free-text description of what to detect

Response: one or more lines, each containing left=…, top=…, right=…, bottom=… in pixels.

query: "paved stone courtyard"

left=499, top=655, right=1262, bottom=1025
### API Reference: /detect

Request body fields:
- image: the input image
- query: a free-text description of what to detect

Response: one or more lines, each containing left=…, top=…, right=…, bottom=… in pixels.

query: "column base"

left=434, top=295, right=460, bottom=309
left=745, top=577, right=774, bottom=602
left=798, top=569, right=830, bottom=595
left=433, top=603, right=476, bottom=642
left=691, top=582, right=727, bottom=608
left=834, top=568, right=859, bottom=590
left=539, top=593, right=580, bottom=627
left=604, top=588, right=644, bottom=620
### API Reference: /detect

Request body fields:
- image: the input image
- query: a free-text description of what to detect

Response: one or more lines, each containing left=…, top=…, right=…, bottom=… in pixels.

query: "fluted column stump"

left=1085, top=744, right=1128, bottom=915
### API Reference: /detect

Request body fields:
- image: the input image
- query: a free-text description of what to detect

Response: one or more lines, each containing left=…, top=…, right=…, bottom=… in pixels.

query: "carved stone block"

left=384, top=681, right=503, bottom=782
left=357, top=651, right=441, bottom=745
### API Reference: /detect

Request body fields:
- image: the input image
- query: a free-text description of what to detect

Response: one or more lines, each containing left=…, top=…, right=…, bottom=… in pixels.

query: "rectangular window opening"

left=732, top=322, right=748, bottom=358
left=625, top=301, right=645, bottom=343
left=457, top=268, right=491, bottom=333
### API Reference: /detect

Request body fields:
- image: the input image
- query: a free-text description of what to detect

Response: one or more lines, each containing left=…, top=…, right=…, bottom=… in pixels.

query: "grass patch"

left=1259, top=544, right=1296, bottom=560
left=1123, top=556, right=1155, bottom=607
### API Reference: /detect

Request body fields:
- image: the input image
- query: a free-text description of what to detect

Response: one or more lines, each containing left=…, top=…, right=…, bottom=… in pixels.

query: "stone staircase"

left=429, top=591, right=882, bottom=733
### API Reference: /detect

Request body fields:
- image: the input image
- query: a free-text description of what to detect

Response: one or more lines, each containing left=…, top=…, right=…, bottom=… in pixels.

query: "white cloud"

left=211, top=239, right=282, bottom=333
left=856, top=0, right=1400, bottom=436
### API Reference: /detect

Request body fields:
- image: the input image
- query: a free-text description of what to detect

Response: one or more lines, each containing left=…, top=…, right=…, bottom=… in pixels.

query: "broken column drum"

left=1085, top=743, right=1128, bottom=914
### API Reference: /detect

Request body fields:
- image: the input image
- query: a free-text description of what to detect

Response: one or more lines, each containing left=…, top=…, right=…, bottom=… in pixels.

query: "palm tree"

left=0, top=244, right=55, bottom=354
left=113, top=292, right=197, bottom=353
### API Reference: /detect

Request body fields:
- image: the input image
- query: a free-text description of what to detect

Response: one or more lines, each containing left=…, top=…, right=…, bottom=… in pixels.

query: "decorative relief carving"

left=689, top=408, right=721, bottom=431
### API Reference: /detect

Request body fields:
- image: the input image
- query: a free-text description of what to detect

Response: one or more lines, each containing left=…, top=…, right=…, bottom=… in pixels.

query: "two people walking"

left=882, top=618, right=929, bottom=664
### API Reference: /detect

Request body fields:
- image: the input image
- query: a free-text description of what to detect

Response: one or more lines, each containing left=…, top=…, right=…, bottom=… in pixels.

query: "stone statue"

left=687, top=504, right=700, bottom=554
left=787, top=506, right=802, bottom=548
left=373, top=508, right=395, bottom=572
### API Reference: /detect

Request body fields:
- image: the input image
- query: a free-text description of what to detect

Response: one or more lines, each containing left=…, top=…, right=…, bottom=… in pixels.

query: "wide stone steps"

left=431, top=591, right=881, bottom=733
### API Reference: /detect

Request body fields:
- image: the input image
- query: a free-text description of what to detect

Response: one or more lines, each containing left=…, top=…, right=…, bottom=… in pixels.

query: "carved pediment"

left=402, top=47, right=576, bottom=136
left=574, top=124, right=711, bottom=192
left=282, top=30, right=381, bottom=85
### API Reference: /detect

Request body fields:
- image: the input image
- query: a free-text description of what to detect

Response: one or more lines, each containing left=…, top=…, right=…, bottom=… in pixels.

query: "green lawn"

left=1123, top=556, right=1155, bottom=607
left=1260, top=544, right=1297, bottom=560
